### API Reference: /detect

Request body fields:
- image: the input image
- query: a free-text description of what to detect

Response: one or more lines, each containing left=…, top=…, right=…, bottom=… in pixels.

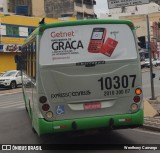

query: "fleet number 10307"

left=98, top=75, right=136, bottom=90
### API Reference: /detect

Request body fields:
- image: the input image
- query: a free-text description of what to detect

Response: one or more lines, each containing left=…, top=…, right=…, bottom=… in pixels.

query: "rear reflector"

left=60, top=125, right=68, bottom=129
left=42, top=104, right=50, bottom=111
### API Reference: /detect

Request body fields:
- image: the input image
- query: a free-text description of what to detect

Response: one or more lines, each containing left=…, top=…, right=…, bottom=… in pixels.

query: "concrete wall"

left=32, top=0, right=45, bottom=17
left=120, top=12, right=160, bottom=38
left=0, top=52, right=17, bottom=72
left=44, top=0, right=74, bottom=18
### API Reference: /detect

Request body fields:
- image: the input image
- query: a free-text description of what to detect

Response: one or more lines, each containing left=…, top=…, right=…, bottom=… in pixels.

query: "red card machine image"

left=88, top=28, right=106, bottom=53
left=100, top=37, right=118, bottom=57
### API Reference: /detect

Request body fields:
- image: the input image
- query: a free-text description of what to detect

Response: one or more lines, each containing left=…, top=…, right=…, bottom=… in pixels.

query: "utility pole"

left=82, top=0, right=84, bottom=19
left=146, top=15, right=155, bottom=100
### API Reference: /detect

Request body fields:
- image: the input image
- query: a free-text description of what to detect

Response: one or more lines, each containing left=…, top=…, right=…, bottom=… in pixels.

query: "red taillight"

left=60, top=125, right=68, bottom=129
left=39, top=96, right=47, bottom=103
left=42, top=104, right=50, bottom=111
left=133, top=96, right=140, bottom=103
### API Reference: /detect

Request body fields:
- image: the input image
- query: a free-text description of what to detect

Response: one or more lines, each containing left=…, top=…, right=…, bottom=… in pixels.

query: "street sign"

left=107, top=0, right=150, bottom=9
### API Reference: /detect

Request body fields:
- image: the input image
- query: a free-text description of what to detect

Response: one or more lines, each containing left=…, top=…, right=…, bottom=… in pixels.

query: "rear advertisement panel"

left=39, top=24, right=137, bottom=65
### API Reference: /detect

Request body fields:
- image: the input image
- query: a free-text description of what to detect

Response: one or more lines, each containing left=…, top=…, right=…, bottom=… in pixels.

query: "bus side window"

left=33, top=41, right=36, bottom=81
left=31, top=43, right=34, bottom=79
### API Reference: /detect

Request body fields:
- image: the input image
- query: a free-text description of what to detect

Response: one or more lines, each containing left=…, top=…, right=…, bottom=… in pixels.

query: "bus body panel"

left=35, top=109, right=143, bottom=135
left=21, top=20, right=143, bottom=135
left=38, top=62, right=142, bottom=120
left=38, top=23, right=142, bottom=121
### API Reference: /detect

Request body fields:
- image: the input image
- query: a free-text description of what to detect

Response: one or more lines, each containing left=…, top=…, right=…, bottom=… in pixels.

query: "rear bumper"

left=37, top=109, right=144, bottom=135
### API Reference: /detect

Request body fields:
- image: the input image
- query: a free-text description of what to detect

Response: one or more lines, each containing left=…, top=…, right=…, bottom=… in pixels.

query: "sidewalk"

left=143, top=96, right=160, bottom=132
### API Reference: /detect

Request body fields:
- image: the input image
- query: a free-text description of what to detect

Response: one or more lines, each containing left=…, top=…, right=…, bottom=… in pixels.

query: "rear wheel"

left=10, top=81, right=17, bottom=89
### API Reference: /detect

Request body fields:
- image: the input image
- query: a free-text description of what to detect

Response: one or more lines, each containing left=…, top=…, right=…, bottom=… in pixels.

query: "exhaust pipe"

left=109, top=118, right=114, bottom=130
left=72, top=121, right=77, bottom=130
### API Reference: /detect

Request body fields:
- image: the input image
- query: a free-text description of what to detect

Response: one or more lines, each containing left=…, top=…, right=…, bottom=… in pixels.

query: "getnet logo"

left=51, top=31, right=75, bottom=38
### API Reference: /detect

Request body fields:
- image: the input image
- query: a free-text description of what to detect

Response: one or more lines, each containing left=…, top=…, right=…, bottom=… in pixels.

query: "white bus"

left=20, top=20, right=143, bottom=136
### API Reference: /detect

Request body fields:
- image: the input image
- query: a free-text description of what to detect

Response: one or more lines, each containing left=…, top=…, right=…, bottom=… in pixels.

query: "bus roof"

left=23, top=19, right=135, bottom=45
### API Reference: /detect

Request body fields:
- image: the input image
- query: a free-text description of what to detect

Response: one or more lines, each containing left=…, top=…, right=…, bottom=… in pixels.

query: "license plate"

left=84, top=102, right=101, bottom=110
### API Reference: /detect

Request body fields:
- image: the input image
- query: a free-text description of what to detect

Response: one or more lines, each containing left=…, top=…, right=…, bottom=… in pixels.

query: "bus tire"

left=25, top=102, right=28, bottom=112
left=32, top=127, right=36, bottom=134
left=10, top=81, right=17, bottom=89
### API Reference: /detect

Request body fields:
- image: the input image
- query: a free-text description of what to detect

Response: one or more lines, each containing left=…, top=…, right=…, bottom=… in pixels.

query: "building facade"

left=44, top=0, right=96, bottom=19
left=120, top=12, right=160, bottom=59
left=100, top=2, right=160, bottom=60
left=151, top=0, right=160, bottom=5
left=0, top=14, right=62, bottom=72
left=2, top=0, right=45, bottom=17
left=7, top=0, right=32, bottom=16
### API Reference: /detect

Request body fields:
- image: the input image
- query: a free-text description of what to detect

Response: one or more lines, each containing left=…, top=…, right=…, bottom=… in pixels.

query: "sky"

left=94, top=0, right=109, bottom=17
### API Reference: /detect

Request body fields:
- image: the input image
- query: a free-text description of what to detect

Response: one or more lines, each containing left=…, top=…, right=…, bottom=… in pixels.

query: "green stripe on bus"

left=37, top=109, right=143, bottom=135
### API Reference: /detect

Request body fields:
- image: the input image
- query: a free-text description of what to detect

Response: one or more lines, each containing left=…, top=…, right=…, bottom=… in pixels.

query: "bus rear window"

left=39, top=24, right=137, bottom=65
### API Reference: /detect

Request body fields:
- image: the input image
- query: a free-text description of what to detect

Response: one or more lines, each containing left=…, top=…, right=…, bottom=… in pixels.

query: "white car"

left=0, top=70, right=22, bottom=89
left=145, top=59, right=160, bottom=67
left=153, top=59, right=160, bottom=66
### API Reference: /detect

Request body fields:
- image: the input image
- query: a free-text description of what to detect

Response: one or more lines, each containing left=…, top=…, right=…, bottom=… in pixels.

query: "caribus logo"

left=51, top=31, right=75, bottom=38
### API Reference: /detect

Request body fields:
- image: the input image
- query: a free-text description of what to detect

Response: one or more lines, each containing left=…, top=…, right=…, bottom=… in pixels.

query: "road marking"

left=0, top=99, right=23, bottom=103
left=18, top=106, right=25, bottom=109
left=0, top=91, right=22, bottom=96
left=0, top=101, right=24, bottom=106
left=133, top=128, right=160, bottom=136
left=0, top=103, right=24, bottom=109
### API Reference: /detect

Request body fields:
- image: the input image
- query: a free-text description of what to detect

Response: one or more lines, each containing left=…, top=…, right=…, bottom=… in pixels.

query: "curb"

left=142, top=125, right=160, bottom=132
left=141, top=66, right=160, bottom=73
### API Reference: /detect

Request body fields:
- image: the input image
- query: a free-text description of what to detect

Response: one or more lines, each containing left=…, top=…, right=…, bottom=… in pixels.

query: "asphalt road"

left=0, top=68, right=160, bottom=152
left=0, top=94, right=160, bottom=152
left=0, top=94, right=160, bottom=153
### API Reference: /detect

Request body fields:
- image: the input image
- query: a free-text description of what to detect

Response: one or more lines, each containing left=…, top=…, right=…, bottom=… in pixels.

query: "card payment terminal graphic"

left=100, top=37, right=118, bottom=57
left=88, top=28, right=106, bottom=53
left=88, top=28, right=118, bottom=57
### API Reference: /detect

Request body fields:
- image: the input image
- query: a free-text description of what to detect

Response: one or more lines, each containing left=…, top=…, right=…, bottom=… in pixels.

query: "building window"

left=6, top=26, right=19, bottom=36
left=22, top=39, right=36, bottom=81
left=86, top=4, right=93, bottom=9
left=28, top=27, right=36, bottom=35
